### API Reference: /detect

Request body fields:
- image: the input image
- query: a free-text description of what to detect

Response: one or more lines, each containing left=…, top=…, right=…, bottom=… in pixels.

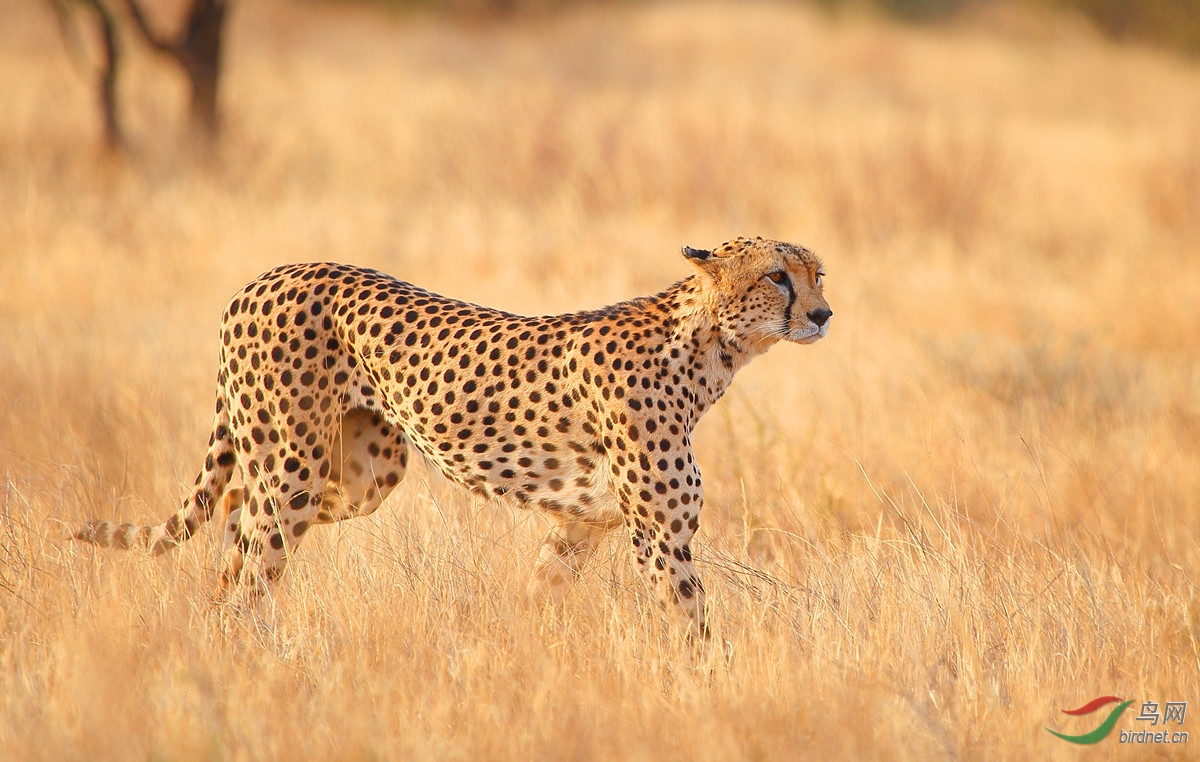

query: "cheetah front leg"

left=608, top=435, right=708, bottom=639
left=530, top=515, right=622, bottom=600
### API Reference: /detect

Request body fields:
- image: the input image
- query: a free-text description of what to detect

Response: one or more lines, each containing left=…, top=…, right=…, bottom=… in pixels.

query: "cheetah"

left=75, top=237, right=832, bottom=636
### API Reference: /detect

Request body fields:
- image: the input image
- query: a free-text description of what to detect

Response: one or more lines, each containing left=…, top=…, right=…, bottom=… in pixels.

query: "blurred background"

left=1, top=0, right=1198, bottom=759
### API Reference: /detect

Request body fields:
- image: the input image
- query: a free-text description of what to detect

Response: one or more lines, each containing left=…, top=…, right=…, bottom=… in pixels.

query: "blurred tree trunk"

left=49, top=0, right=124, bottom=150
left=126, top=0, right=228, bottom=141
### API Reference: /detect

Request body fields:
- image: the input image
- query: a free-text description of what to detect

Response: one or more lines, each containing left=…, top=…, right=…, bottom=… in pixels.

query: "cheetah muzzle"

left=74, top=237, right=832, bottom=637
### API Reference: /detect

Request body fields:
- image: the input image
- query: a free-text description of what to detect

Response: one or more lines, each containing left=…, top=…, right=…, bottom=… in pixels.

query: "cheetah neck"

left=649, top=278, right=765, bottom=426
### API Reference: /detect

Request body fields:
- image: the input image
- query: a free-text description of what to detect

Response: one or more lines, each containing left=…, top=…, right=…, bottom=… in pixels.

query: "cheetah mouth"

left=787, top=322, right=827, bottom=344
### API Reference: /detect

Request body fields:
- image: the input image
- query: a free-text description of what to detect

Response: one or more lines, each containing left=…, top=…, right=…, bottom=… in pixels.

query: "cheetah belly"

left=412, top=432, right=620, bottom=524
left=344, top=380, right=620, bottom=524
left=431, top=432, right=620, bottom=525
left=544, top=458, right=622, bottom=524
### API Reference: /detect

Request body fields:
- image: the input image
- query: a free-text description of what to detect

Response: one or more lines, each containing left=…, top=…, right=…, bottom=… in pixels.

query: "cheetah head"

left=683, top=236, right=832, bottom=351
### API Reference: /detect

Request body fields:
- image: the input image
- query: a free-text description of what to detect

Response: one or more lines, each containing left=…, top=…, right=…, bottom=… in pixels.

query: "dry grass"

left=1, top=0, right=1198, bottom=759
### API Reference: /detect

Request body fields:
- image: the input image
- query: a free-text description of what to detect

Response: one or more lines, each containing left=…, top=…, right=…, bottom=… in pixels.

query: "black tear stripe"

left=781, top=275, right=797, bottom=327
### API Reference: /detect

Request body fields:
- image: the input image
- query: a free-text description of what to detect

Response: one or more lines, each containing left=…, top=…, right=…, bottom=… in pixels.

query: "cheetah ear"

left=682, top=245, right=720, bottom=279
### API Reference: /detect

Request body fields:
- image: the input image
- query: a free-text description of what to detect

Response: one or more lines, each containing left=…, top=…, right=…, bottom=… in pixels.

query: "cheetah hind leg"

left=314, top=407, right=409, bottom=524
left=217, top=408, right=409, bottom=591
left=217, top=488, right=247, bottom=593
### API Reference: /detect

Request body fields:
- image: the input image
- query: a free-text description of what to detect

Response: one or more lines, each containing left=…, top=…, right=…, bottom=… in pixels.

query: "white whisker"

left=753, top=319, right=790, bottom=339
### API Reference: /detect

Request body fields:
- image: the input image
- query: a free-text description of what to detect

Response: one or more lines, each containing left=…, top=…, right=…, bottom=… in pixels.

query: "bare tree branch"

left=122, top=0, right=228, bottom=140
left=124, top=0, right=178, bottom=56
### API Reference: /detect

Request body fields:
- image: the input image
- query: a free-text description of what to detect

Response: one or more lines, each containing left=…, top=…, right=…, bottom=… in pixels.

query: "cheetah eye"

left=766, top=271, right=787, bottom=285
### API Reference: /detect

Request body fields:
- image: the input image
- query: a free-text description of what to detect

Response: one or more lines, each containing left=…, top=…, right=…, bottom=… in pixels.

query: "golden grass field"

left=2, top=0, right=1199, bottom=758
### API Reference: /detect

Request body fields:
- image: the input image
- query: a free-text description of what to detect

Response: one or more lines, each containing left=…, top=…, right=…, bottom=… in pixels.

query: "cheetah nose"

left=806, top=308, right=832, bottom=327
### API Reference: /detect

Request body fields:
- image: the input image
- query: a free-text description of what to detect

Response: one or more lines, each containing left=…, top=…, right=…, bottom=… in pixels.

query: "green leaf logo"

left=1046, top=697, right=1133, bottom=745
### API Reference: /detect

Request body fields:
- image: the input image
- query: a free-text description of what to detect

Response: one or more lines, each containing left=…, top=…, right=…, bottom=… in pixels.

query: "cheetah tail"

left=73, top=399, right=237, bottom=556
